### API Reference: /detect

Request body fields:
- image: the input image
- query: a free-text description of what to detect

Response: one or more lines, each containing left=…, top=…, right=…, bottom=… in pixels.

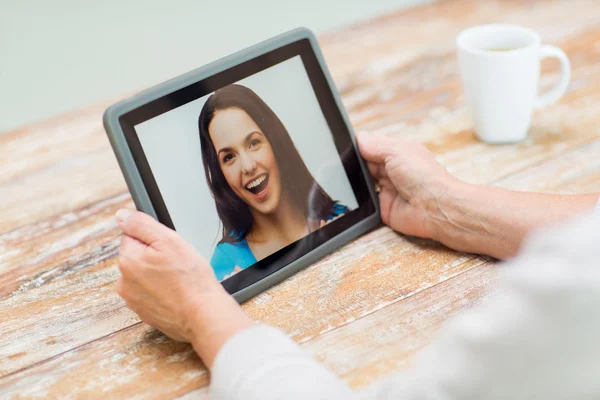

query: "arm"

left=429, top=182, right=599, bottom=259
left=209, top=325, right=356, bottom=400
left=357, top=132, right=599, bottom=259
left=115, top=208, right=600, bottom=400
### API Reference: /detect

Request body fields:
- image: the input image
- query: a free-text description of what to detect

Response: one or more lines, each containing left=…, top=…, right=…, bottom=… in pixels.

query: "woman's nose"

left=240, top=153, right=257, bottom=174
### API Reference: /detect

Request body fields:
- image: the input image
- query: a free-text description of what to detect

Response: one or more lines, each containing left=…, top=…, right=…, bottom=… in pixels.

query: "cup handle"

left=535, top=45, right=571, bottom=108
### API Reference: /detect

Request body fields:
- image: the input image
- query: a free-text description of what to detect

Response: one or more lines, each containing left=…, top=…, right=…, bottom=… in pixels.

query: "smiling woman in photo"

left=198, top=84, right=348, bottom=280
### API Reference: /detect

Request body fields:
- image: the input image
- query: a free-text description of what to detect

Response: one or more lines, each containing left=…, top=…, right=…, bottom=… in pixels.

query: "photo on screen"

left=134, top=56, right=359, bottom=281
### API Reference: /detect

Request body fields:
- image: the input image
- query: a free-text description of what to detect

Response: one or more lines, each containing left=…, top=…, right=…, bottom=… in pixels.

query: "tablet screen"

left=134, top=55, right=358, bottom=281
left=118, top=38, right=376, bottom=293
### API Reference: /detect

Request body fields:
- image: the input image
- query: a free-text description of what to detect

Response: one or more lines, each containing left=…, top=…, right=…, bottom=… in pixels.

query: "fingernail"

left=115, top=209, right=133, bottom=225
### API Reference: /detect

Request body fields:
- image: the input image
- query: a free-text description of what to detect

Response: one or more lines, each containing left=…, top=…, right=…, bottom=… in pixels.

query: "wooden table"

left=2, top=0, right=600, bottom=397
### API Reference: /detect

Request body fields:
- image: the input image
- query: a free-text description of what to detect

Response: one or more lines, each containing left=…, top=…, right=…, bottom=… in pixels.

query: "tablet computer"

left=103, top=28, right=380, bottom=302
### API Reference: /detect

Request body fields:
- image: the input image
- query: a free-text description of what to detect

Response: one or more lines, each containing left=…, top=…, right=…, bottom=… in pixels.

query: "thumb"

left=116, top=209, right=173, bottom=246
left=357, top=132, right=400, bottom=163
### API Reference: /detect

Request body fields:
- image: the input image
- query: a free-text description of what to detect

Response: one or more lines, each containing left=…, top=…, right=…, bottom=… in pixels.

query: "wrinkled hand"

left=115, top=210, right=253, bottom=367
left=115, top=209, right=226, bottom=341
left=357, top=132, right=459, bottom=240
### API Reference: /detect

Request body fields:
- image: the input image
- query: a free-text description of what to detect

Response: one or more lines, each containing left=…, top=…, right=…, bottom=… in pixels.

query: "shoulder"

left=210, top=242, right=242, bottom=280
left=327, top=201, right=349, bottom=220
left=332, top=201, right=349, bottom=215
left=210, top=240, right=254, bottom=280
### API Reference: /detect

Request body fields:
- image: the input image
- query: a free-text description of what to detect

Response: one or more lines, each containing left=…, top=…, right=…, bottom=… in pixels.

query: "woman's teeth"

left=245, top=174, right=269, bottom=195
left=246, top=175, right=266, bottom=189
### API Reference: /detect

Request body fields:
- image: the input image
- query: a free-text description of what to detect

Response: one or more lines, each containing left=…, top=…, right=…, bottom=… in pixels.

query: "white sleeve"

left=210, top=214, right=600, bottom=400
left=210, top=324, right=357, bottom=400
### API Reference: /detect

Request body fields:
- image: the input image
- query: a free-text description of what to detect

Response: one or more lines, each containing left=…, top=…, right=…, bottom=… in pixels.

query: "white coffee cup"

left=457, top=24, right=570, bottom=144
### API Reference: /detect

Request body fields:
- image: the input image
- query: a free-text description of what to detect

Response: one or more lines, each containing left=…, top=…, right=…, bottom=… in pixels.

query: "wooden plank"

left=303, top=263, right=498, bottom=388
left=0, top=261, right=136, bottom=377
left=0, top=104, right=108, bottom=185
left=494, top=139, right=600, bottom=194
left=321, top=0, right=599, bottom=86
left=0, top=148, right=127, bottom=234
left=0, top=262, right=497, bottom=399
left=0, top=223, right=487, bottom=376
left=0, top=193, right=131, bottom=297
left=140, top=262, right=496, bottom=400
left=0, top=322, right=209, bottom=399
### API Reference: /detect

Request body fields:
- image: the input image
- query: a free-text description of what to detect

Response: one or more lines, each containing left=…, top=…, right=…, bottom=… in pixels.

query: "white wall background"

left=0, top=0, right=432, bottom=134
left=136, top=56, right=358, bottom=259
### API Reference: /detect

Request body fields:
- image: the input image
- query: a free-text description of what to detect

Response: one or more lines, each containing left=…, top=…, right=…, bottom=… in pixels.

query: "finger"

left=376, top=176, right=394, bottom=190
left=114, top=261, right=144, bottom=298
left=357, top=132, right=405, bottom=163
left=378, top=189, right=407, bottom=227
left=116, top=209, right=174, bottom=246
left=117, top=235, right=159, bottom=296
left=378, top=188, right=423, bottom=236
left=234, top=265, right=242, bottom=272
left=366, top=161, right=387, bottom=180
left=119, top=234, right=147, bottom=264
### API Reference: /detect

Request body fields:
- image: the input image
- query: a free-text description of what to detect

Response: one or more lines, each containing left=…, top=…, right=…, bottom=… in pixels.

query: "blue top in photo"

left=210, top=202, right=348, bottom=281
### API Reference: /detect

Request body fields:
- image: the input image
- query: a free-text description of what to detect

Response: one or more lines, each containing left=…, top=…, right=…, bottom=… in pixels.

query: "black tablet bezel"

left=117, top=36, right=377, bottom=295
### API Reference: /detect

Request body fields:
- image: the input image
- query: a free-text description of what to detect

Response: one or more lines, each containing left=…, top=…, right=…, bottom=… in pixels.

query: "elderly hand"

left=115, top=209, right=254, bottom=368
left=357, top=132, right=600, bottom=259
left=357, top=132, right=461, bottom=242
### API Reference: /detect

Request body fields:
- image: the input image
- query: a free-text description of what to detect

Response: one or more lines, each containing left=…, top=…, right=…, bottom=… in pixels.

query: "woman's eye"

left=249, top=138, right=261, bottom=148
left=222, top=154, right=234, bottom=163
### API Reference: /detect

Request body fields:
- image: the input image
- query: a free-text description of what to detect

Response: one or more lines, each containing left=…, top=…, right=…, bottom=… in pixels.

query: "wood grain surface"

left=2, top=0, right=600, bottom=398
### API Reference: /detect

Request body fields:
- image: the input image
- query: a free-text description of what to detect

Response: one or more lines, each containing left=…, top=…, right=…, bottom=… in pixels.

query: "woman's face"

left=209, top=107, right=282, bottom=216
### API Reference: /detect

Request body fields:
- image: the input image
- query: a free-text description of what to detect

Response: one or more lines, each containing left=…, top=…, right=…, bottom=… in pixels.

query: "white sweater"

left=211, top=207, right=600, bottom=400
